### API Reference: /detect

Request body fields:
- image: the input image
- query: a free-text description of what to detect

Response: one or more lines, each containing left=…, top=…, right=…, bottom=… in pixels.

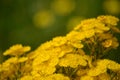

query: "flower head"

left=97, top=15, right=119, bottom=26
left=59, top=53, right=87, bottom=68
left=3, top=44, right=31, bottom=56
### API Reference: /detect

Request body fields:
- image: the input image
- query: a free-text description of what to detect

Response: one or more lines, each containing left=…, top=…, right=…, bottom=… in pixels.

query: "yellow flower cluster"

left=77, top=59, right=120, bottom=80
left=59, top=53, right=87, bottom=68
left=0, top=15, right=120, bottom=80
left=3, top=44, right=31, bottom=56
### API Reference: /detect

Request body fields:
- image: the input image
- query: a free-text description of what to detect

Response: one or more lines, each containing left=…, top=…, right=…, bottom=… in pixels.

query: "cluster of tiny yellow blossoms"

left=0, top=15, right=120, bottom=80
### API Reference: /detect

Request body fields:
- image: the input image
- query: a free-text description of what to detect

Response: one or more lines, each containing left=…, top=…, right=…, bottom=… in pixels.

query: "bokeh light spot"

left=33, top=10, right=55, bottom=28
left=103, top=0, right=120, bottom=15
left=51, top=0, right=75, bottom=16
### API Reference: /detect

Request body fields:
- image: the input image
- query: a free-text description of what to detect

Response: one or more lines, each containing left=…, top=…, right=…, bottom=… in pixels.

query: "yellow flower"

left=0, top=64, right=1, bottom=70
left=49, top=47, right=62, bottom=57
left=59, top=53, right=87, bottom=68
left=33, top=57, right=58, bottom=75
left=97, top=15, right=119, bottom=26
left=66, top=31, right=85, bottom=48
left=108, top=60, right=120, bottom=71
left=0, top=58, right=19, bottom=79
left=33, top=64, right=56, bottom=75
left=20, top=64, right=32, bottom=76
left=66, top=31, right=85, bottom=41
left=87, top=59, right=110, bottom=76
left=31, top=70, right=41, bottom=79
left=43, top=57, right=59, bottom=67
left=74, top=15, right=119, bottom=35
left=98, top=33, right=113, bottom=41
left=110, top=37, right=119, bottom=49
left=37, top=41, right=53, bottom=50
left=83, top=29, right=95, bottom=38
left=82, top=55, right=93, bottom=68
left=97, top=73, right=110, bottom=80
left=59, top=45, right=73, bottom=57
left=102, top=39, right=112, bottom=48
left=20, top=75, right=33, bottom=80
left=76, top=69, right=88, bottom=76
left=110, top=26, right=120, bottom=33
left=52, top=36, right=67, bottom=47
left=3, top=44, right=31, bottom=56
left=3, top=57, right=18, bottom=64
left=46, top=74, right=70, bottom=80
left=0, top=15, right=120, bottom=80
left=94, top=20, right=110, bottom=31
left=80, top=75, right=94, bottom=80
left=88, top=59, right=120, bottom=77
left=77, top=48, right=85, bottom=55
left=69, top=40, right=84, bottom=48
left=102, top=38, right=119, bottom=48
left=98, top=33, right=119, bottom=49
left=32, top=50, right=50, bottom=66
left=18, top=57, right=28, bottom=63
left=74, top=18, right=96, bottom=31
left=94, top=28, right=104, bottom=33
left=74, top=18, right=109, bottom=32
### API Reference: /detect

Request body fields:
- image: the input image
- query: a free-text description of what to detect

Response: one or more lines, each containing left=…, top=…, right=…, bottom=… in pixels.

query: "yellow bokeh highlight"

left=33, top=10, right=55, bottom=28
left=51, top=0, right=75, bottom=15
left=103, top=0, right=120, bottom=15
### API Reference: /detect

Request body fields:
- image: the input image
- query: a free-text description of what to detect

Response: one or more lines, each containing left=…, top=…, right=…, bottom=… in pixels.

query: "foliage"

left=0, top=15, right=120, bottom=80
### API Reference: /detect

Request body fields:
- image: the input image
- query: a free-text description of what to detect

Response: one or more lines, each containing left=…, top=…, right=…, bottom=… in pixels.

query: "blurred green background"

left=0, top=0, right=120, bottom=62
